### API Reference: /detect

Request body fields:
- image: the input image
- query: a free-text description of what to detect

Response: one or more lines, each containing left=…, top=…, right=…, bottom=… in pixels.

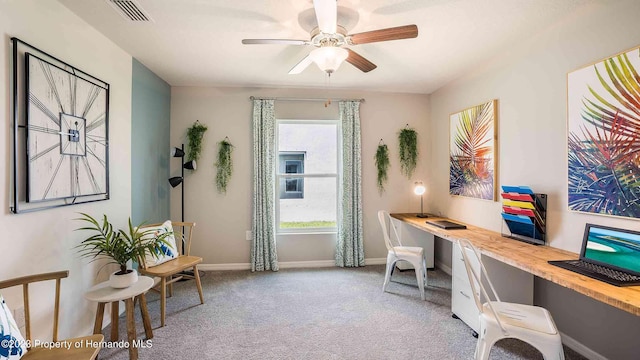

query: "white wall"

left=0, top=0, right=132, bottom=339
left=428, top=1, right=640, bottom=359
left=171, top=87, right=430, bottom=266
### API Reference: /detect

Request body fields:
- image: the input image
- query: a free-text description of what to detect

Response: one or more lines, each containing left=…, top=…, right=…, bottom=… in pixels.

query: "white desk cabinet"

left=451, top=243, right=534, bottom=334
left=452, top=243, right=481, bottom=333
left=390, top=217, right=435, bottom=269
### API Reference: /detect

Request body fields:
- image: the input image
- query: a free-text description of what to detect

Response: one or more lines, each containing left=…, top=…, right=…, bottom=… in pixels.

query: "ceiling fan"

left=242, top=0, right=418, bottom=75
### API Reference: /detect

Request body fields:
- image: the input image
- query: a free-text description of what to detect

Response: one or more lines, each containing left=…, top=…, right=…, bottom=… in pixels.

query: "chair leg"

left=383, top=255, right=396, bottom=293
left=160, top=277, right=167, bottom=327
left=476, top=323, right=500, bottom=360
left=168, top=277, right=173, bottom=298
left=194, top=265, right=204, bottom=304
left=411, top=259, right=426, bottom=301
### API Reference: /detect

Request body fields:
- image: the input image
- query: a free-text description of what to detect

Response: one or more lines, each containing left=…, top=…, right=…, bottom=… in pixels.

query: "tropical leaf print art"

left=449, top=100, right=497, bottom=200
left=567, top=47, right=640, bottom=218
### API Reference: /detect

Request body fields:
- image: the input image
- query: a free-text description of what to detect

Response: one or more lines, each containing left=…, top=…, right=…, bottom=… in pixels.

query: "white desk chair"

left=456, top=239, right=565, bottom=360
left=377, top=210, right=427, bottom=300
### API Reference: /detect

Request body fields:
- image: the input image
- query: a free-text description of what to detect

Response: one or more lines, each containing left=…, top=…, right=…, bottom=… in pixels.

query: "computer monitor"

left=581, top=223, right=640, bottom=275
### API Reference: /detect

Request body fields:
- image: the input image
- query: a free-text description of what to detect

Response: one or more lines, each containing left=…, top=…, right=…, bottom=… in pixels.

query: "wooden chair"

left=0, top=271, right=103, bottom=360
left=137, top=221, right=204, bottom=327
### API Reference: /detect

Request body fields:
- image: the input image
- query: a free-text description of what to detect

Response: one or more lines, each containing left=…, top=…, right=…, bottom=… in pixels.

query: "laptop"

left=426, top=220, right=467, bottom=230
left=548, top=223, right=640, bottom=286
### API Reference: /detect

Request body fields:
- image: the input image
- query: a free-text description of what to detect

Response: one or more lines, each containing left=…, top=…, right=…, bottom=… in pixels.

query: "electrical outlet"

left=13, top=307, right=25, bottom=329
left=245, top=230, right=252, bottom=241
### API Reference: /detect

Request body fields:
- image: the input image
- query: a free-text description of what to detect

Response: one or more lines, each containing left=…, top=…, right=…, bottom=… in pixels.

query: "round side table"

left=85, top=275, right=154, bottom=360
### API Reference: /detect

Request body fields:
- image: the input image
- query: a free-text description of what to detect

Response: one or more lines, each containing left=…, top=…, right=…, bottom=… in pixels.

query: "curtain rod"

left=249, top=96, right=365, bottom=103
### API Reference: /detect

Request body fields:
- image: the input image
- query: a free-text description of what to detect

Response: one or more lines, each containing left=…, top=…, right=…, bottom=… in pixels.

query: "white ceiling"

left=59, top=0, right=594, bottom=94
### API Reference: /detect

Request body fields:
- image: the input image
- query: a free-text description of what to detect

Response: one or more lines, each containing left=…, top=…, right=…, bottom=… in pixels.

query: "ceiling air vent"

left=106, top=0, right=154, bottom=22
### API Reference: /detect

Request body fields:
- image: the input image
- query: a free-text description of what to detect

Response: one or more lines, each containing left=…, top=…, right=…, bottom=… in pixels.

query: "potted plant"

left=75, top=213, right=171, bottom=288
left=186, top=120, right=208, bottom=163
left=398, top=126, right=419, bottom=179
left=215, top=137, right=234, bottom=194
left=375, top=141, right=390, bottom=194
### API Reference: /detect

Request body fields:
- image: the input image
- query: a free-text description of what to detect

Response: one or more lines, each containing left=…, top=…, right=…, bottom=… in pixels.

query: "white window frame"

left=275, top=119, right=341, bottom=234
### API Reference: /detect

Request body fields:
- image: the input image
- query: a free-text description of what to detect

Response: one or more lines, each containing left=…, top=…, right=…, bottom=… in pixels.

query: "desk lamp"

left=414, top=181, right=428, bottom=218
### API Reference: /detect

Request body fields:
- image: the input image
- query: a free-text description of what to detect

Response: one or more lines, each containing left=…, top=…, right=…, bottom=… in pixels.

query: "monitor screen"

left=582, top=224, right=640, bottom=275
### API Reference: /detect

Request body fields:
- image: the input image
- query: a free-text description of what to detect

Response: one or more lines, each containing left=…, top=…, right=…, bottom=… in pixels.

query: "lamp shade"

left=168, top=176, right=183, bottom=188
left=309, top=47, right=348, bottom=74
left=171, top=147, right=185, bottom=158
left=184, top=160, right=197, bottom=170
left=414, top=182, right=426, bottom=196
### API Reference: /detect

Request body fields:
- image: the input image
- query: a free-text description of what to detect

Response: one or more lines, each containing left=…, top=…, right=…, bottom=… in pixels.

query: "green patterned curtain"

left=336, top=101, right=365, bottom=267
left=251, top=99, right=279, bottom=271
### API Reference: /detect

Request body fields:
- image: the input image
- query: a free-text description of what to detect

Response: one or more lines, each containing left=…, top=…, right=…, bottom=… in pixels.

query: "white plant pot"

left=109, top=269, right=138, bottom=288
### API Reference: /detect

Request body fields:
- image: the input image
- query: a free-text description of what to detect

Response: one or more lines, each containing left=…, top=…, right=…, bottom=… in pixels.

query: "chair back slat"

left=0, top=270, right=69, bottom=346
left=377, top=211, right=401, bottom=254
left=23, top=283, right=30, bottom=342
left=53, top=278, right=61, bottom=342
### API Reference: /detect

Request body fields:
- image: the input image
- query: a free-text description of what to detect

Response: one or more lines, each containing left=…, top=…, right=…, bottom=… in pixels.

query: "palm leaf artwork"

left=449, top=100, right=496, bottom=200
left=568, top=48, right=640, bottom=217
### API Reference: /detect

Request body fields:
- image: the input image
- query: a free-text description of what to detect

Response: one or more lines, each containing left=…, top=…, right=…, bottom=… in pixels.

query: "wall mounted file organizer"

left=500, top=186, right=546, bottom=245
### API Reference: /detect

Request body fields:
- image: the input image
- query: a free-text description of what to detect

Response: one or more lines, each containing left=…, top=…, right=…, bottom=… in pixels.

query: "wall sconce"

left=414, top=181, right=428, bottom=218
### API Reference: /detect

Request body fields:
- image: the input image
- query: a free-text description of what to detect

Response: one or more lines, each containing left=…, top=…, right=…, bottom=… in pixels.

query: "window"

left=276, top=120, right=339, bottom=233
left=279, top=153, right=305, bottom=199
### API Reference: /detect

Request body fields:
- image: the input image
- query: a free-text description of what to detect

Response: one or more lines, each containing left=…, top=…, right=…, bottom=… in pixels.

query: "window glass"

left=277, top=121, right=338, bottom=232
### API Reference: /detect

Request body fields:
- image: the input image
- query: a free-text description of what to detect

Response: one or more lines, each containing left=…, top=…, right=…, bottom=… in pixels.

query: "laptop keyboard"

left=566, top=260, right=640, bottom=282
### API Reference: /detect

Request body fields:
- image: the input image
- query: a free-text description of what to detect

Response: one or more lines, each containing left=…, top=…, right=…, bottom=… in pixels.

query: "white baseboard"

left=198, top=263, right=251, bottom=271
left=435, top=260, right=452, bottom=276
left=560, top=331, right=607, bottom=360
left=199, top=258, right=388, bottom=271
left=364, top=258, right=387, bottom=265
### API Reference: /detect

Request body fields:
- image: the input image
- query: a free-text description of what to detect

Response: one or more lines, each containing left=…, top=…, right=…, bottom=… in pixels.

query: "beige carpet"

left=98, top=265, right=586, bottom=360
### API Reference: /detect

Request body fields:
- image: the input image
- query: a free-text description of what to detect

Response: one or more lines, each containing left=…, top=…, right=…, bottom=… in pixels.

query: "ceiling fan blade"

left=242, top=39, right=308, bottom=45
left=313, top=0, right=337, bottom=34
left=348, top=24, right=418, bottom=45
left=346, top=49, right=377, bottom=73
left=288, top=55, right=314, bottom=74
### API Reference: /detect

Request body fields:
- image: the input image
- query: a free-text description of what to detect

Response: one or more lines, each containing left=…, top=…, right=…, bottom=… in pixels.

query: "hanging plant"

left=398, top=126, right=419, bottom=178
left=215, top=137, right=234, bottom=194
left=186, top=120, right=208, bottom=162
left=375, top=141, right=390, bottom=194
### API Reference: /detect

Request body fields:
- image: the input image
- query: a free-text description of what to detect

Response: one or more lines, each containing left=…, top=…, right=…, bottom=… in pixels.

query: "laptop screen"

left=581, top=224, right=640, bottom=275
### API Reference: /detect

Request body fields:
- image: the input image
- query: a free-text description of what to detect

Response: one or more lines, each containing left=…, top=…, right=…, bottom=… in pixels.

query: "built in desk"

left=390, top=213, right=640, bottom=316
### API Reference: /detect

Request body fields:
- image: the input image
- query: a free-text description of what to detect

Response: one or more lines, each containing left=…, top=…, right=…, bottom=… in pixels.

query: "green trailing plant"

left=215, top=138, right=234, bottom=194
left=398, top=127, right=419, bottom=178
left=375, top=142, right=390, bottom=194
left=75, top=213, right=171, bottom=275
left=186, top=120, right=208, bottom=162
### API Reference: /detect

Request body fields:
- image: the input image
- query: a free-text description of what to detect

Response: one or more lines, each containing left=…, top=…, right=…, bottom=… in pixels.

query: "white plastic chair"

left=377, top=210, right=427, bottom=300
left=456, top=239, right=565, bottom=360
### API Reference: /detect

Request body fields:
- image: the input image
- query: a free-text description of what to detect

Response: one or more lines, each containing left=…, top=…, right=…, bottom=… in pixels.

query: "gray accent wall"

left=131, top=58, right=170, bottom=224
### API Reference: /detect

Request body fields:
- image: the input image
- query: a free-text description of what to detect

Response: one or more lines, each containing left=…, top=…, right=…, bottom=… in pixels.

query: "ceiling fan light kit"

left=310, top=46, right=348, bottom=74
left=242, top=0, right=418, bottom=75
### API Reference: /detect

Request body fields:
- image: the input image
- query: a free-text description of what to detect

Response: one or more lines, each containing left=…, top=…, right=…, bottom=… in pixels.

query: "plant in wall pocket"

left=398, top=125, right=419, bottom=179
left=215, top=137, right=234, bottom=194
left=75, top=213, right=172, bottom=288
left=186, top=120, right=208, bottom=164
left=375, top=139, right=390, bottom=194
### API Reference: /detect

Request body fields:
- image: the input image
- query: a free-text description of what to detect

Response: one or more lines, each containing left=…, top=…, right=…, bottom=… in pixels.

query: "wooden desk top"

left=390, top=213, right=640, bottom=316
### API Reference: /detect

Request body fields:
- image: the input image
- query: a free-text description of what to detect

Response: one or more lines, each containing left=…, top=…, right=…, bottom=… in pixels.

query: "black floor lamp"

left=168, top=144, right=196, bottom=253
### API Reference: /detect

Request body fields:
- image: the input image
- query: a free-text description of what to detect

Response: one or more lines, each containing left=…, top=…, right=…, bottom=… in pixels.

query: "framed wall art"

left=10, top=38, right=110, bottom=213
left=567, top=46, right=640, bottom=219
left=449, top=99, right=498, bottom=201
